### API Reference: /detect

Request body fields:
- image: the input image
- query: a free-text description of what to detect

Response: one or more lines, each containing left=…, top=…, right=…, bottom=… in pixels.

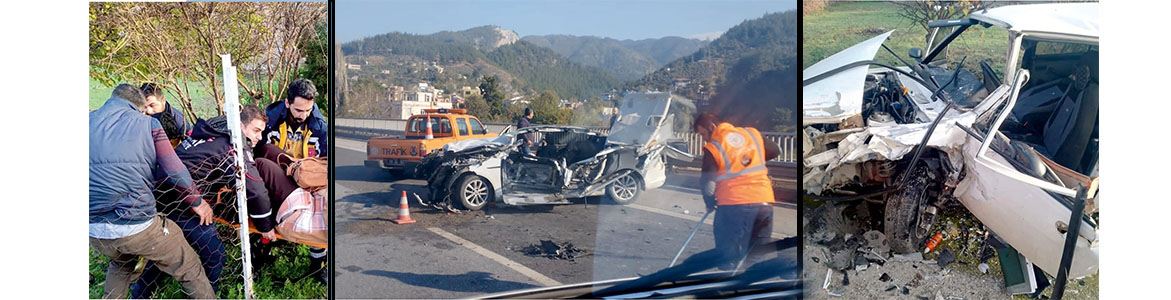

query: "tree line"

left=89, top=2, right=328, bottom=120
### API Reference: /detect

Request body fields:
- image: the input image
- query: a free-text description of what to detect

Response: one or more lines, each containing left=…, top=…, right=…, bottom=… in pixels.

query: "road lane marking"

left=426, top=227, right=563, bottom=287
left=341, top=136, right=789, bottom=240
left=337, top=137, right=366, bottom=152
left=626, top=204, right=788, bottom=239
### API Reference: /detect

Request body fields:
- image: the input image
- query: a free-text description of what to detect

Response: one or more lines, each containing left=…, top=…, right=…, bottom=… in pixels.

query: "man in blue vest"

left=89, top=84, right=214, bottom=298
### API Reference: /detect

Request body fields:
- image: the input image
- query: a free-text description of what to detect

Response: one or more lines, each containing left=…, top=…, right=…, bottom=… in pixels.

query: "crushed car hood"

left=803, top=31, right=893, bottom=125
left=804, top=82, right=1013, bottom=194
left=608, top=92, right=675, bottom=150
left=443, top=134, right=513, bottom=152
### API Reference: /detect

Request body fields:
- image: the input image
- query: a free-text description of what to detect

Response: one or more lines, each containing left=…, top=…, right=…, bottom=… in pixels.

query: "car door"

left=607, top=93, right=675, bottom=190
left=954, top=69, right=1098, bottom=278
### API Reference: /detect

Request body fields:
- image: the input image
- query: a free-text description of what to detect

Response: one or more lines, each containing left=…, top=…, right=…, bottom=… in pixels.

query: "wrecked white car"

left=418, top=92, right=693, bottom=211
left=803, top=2, right=1098, bottom=282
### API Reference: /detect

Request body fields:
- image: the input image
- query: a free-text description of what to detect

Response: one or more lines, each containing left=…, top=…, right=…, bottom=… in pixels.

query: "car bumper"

left=364, top=159, right=420, bottom=170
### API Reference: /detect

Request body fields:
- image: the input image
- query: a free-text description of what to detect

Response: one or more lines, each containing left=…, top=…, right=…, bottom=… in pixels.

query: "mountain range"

left=521, top=35, right=707, bottom=81
left=630, top=11, right=798, bottom=132
left=340, top=11, right=798, bottom=132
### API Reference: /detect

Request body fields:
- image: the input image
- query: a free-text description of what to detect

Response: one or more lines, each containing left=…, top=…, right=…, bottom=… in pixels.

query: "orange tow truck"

left=365, top=108, right=497, bottom=177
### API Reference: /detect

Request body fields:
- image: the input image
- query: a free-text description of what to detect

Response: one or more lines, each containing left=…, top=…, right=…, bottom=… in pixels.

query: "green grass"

left=803, top=1, right=1010, bottom=74
left=89, top=78, right=221, bottom=118
left=89, top=225, right=326, bottom=299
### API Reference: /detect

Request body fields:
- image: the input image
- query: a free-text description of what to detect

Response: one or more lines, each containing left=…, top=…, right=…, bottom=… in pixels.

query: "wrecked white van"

left=803, top=3, right=1098, bottom=279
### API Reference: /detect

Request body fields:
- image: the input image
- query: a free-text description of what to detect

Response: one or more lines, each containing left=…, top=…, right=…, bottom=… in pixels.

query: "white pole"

left=220, top=54, right=254, bottom=299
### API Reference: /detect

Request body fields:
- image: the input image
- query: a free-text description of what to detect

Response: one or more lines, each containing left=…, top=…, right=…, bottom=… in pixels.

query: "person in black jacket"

left=517, top=107, right=536, bottom=155
left=131, top=105, right=298, bottom=296
left=141, top=83, right=191, bottom=148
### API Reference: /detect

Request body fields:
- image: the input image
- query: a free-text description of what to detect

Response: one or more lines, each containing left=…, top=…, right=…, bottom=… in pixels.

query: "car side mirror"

left=972, top=69, right=1077, bottom=198
left=909, top=48, right=923, bottom=61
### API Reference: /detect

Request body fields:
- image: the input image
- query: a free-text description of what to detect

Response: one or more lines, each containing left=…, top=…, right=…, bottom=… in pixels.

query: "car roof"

left=410, top=113, right=470, bottom=119
left=970, top=3, right=1098, bottom=39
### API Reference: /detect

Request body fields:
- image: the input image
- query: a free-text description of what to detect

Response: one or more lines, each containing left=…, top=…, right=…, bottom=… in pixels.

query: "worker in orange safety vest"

left=693, top=112, right=780, bottom=270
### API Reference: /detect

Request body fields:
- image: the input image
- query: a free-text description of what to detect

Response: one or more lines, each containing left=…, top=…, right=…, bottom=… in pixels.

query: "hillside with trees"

left=521, top=35, right=707, bottom=81
left=341, top=27, right=619, bottom=101
left=629, top=11, right=799, bottom=132
left=486, top=41, right=621, bottom=102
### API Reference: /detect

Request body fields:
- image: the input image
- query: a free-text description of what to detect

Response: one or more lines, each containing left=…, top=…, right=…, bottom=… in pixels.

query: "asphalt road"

left=333, top=137, right=798, bottom=298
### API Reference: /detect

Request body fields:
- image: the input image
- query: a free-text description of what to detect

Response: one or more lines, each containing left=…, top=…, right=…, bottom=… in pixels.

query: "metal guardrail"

left=335, top=117, right=797, bottom=164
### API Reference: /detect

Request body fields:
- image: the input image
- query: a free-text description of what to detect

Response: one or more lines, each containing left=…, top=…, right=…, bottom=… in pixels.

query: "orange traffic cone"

left=424, top=116, right=434, bottom=140
left=392, top=190, right=416, bottom=224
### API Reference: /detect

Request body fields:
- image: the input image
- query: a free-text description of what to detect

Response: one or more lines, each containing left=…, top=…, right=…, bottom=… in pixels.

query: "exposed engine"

left=861, top=72, right=917, bottom=126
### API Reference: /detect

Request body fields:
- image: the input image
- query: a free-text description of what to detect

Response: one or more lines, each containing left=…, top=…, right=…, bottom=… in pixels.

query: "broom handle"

left=670, top=209, right=713, bottom=267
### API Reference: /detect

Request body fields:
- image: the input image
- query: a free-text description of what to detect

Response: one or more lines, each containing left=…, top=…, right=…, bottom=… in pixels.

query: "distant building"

left=457, top=86, right=480, bottom=98
left=672, top=78, right=691, bottom=90
left=385, top=85, right=405, bottom=102
left=347, top=64, right=361, bottom=70
left=390, top=98, right=453, bottom=119
left=406, top=91, right=434, bottom=103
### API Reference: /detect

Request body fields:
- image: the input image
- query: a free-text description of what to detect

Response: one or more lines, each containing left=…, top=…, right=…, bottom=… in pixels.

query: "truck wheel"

left=884, top=165, right=934, bottom=254
left=606, top=172, right=641, bottom=205
left=453, top=175, right=492, bottom=211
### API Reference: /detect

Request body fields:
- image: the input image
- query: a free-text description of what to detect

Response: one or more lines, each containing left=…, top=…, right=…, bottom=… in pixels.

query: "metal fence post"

left=221, top=54, right=254, bottom=299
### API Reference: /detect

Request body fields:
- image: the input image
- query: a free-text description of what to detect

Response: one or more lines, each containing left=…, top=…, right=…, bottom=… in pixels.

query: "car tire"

left=453, top=175, right=492, bottom=211
left=606, top=172, right=641, bottom=205
left=884, top=164, right=934, bottom=254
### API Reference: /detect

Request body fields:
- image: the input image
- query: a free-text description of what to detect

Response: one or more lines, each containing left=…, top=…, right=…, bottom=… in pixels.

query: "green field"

left=89, top=229, right=327, bottom=299
left=803, top=1, right=1010, bottom=74
left=89, top=78, right=220, bottom=118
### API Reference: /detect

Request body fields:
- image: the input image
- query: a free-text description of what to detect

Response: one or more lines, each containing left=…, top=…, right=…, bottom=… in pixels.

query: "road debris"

left=520, top=240, right=590, bottom=261
left=938, top=249, right=956, bottom=268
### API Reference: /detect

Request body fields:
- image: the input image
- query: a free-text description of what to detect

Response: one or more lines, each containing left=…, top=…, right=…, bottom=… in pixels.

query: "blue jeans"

left=131, top=215, right=224, bottom=298
left=712, top=203, right=774, bottom=271
left=519, top=144, right=532, bottom=156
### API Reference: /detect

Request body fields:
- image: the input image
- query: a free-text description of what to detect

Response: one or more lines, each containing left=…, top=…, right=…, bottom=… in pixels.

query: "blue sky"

left=336, top=0, right=795, bottom=42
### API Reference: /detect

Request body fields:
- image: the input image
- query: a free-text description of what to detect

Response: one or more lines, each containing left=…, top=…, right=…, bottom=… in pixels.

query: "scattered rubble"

left=937, top=248, right=955, bottom=267
left=520, top=240, right=590, bottom=261
left=803, top=200, right=1100, bottom=299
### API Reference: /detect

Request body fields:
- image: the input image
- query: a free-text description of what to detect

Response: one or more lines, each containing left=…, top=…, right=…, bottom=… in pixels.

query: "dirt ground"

left=802, top=201, right=1098, bottom=300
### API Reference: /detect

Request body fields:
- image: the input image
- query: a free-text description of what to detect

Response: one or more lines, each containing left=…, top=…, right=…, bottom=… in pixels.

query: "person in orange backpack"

left=693, top=112, right=781, bottom=270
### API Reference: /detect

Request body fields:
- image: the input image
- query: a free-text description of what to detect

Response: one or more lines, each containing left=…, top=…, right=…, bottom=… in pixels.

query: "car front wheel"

left=453, top=175, right=492, bottom=211
left=606, top=172, right=641, bottom=205
left=884, top=164, right=934, bottom=254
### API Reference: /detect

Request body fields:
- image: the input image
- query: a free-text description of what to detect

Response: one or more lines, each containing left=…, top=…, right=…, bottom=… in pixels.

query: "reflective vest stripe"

left=715, top=165, right=768, bottom=182
left=710, top=139, right=733, bottom=175
left=711, top=127, right=766, bottom=183
left=745, top=127, right=764, bottom=162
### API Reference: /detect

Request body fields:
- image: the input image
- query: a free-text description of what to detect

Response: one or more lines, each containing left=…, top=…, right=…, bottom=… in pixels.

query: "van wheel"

left=453, top=175, right=492, bottom=211
left=884, top=165, right=934, bottom=254
left=606, top=172, right=641, bottom=205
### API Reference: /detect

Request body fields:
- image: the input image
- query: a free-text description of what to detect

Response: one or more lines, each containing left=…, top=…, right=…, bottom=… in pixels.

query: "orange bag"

left=287, top=157, right=327, bottom=191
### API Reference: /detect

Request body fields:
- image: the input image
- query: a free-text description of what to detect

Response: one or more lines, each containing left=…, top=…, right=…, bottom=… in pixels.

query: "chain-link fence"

left=89, top=56, right=326, bottom=299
